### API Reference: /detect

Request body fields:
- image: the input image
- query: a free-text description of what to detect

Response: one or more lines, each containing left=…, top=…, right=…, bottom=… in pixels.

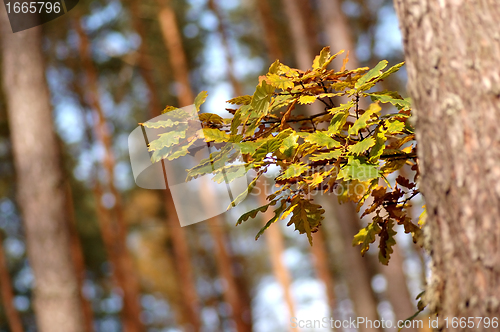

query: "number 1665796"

left=6, top=2, right=62, bottom=14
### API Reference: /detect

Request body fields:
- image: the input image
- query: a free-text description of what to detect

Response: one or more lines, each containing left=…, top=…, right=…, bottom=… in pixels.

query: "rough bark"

left=393, top=0, right=500, bottom=328
left=0, top=11, right=85, bottom=332
left=0, top=234, right=24, bottom=332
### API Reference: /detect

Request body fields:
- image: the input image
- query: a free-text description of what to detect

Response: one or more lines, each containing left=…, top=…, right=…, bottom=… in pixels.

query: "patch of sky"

left=54, top=100, right=85, bottom=144
left=184, top=23, right=200, bottom=38
left=342, top=0, right=361, bottom=18
left=374, top=5, right=403, bottom=58
left=98, top=31, right=137, bottom=58
left=356, top=33, right=372, bottom=62
left=83, top=0, right=122, bottom=32
left=198, top=10, right=218, bottom=32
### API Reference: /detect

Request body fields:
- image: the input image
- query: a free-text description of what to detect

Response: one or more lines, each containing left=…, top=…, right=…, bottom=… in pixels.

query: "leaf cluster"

left=145, top=47, right=421, bottom=264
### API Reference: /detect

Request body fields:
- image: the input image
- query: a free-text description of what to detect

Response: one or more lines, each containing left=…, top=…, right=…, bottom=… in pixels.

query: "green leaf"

left=141, top=119, right=180, bottom=129
left=301, top=131, right=341, bottom=149
left=186, top=145, right=233, bottom=181
left=227, top=172, right=260, bottom=209
left=227, top=95, right=252, bottom=105
left=236, top=201, right=276, bottom=225
left=277, top=163, right=309, bottom=180
left=269, top=94, right=296, bottom=112
left=194, top=91, right=208, bottom=112
left=355, top=60, right=388, bottom=90
left=267, top=73, right=294, bottom=90
left=353, top=219, right=381, bottom=255
left=252, top=138, right=283, bottom=161
left=235, top=141, right=262, bottom=155
left=378, top=62, right=405, bottom=81
left=279, top=133, right=299, bottom=158
left=251, top=80, right=274, bottom=115
left=309, top=150, right=342, bottom=161
left=202, top=128, right=230, bottom=143
left=256, top=199, right=288, bottom=240
left=349, top=137, right=376, bottom=155
left=348, top=102, right=381, bottom=136
left=367, top=91, right=411, bottom=110
left=298, top=95, right=317, bottom=105
left=340, top=158, right=379, bottom=181
left=328, top=110, right=349, bottom=135
left=148, top=128, right=187, bottom=151
left=385, top=119, right=406, bottom=134
left=369, top=127, right=387, bottom=162
left=212, top=164, right=250, bottom=184
left=151, top=146, right=173, bottom=163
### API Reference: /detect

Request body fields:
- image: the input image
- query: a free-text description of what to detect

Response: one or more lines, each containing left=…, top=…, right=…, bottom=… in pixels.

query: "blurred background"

left=0, top=0, right=427, bottom=331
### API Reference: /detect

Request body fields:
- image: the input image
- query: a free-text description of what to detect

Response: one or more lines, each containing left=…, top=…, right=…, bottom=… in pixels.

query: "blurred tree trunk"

left=310, top=231, right=337, bottom=317
left=257, top=187, right=296, bottom=332
left=282, top=1, right=379, bottom=325
left=156, top=0, right=194, bottom=107
left=318, top=0, right=358, bottom=69
left=155, top=2, right=252, bottom=330
left=74, top=21, right=144, bottom=332
left=256, top=0, right=283, bottom=61
left=64, top=183, right=95, bottom=332
left=130, top=2, right=202, bottom=330
left=281, top=0, right=314, bottom=70
left=394, top=0, right=500, bottom=325
left=333, top=204, right=381, bottom=332
left=207, top=0, right=244, bottom=96
left=0, top=12, right=85, bottom=332
left=318, top=2, right=418, bottom=326
left=0, top=234, right=24, bottom=332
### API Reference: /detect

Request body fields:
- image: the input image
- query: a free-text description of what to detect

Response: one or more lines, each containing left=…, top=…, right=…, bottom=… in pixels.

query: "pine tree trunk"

left=257, top=184, right=296, bottom=331
left=74, top=21, right=144, bottom=332
left=130, top=2, right=202, bottom=330
left=207, top=0, right=244, bottom=96
left=0, top=11, right=85, bottom=332
left=156, top=0, right=194, bottom=107
left=256, top=0, right=283, bottom=61
left=393, top=0, right=500, bottom=328
left=64, top=183, right=95, bottom=332
left=155, top=3, right=251, bottom=328
left=333, top=204, right=381, bottom=332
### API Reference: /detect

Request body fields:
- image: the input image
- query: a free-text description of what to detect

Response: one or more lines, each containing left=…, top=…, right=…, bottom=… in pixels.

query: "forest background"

left=0, top=0, right=427, bottom=331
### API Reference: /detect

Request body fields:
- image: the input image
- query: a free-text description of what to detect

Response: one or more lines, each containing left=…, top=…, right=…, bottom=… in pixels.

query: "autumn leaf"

left=349, top=137, right=376, bottom=155
left=353, top=219, right=382, bottom=255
